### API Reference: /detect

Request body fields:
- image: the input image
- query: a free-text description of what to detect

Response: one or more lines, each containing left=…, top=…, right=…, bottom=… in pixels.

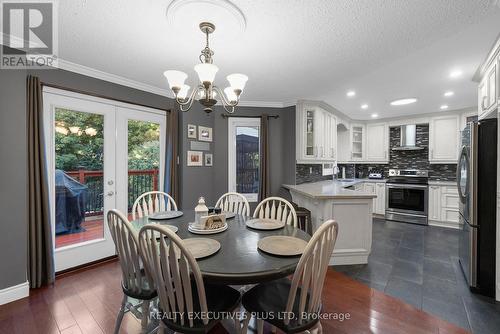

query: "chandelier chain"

left=199, top=29, right=214, bottom=64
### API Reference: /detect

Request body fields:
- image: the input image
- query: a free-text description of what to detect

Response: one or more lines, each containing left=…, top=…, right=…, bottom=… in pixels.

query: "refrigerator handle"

left=456, top=146, right=469, bottom=202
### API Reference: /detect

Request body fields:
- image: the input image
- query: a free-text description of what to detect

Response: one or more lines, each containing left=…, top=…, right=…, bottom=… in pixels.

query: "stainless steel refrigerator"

left=458, top=118, right=497, bottom=297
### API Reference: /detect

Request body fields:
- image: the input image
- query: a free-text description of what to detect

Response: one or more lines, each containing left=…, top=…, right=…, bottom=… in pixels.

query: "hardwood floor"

left=0, top=260, right=470, bottom=334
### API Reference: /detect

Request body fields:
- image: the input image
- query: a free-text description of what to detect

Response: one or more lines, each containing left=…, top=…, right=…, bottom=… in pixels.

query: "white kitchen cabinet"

left=429, top=115, right=460, bottom=164
left=365, top=123, right=389, bottom=163
left=478, top=60, right=498, bottom=119
left=322, top=112, right=337, bottom=160
left=296, top=103, right=337, bottom=163
left=375, top=183, right=385, bottom=215
left=428, top=183, right=460, bottom=228
left=360, top=182, right=385, bottom=215
left=428, top=185, right=441, bottom=221
left=350, top=124, right=365, bottom=161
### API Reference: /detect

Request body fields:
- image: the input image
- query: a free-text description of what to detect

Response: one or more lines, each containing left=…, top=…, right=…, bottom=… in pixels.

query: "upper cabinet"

left=296, top=103, right=337, bottom=163
left=350, top=124, right=365, bottom=161
left=476, top=36, right=499, bottom=120
left=337, top=122, right=389, bottom=164
left=478, top=60, right=497, bottom=119
left=365, top=123, right=389, bottom=162
left=429, top=115, right=460, bottom=163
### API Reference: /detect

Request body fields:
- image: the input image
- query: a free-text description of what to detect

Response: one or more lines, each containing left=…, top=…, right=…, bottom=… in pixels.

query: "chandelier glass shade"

left=164, top=22, right=248, bottom=113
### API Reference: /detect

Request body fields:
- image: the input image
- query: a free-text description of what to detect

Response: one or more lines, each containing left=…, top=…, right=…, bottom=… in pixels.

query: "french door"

left=43, top=87, right=166, bottom=272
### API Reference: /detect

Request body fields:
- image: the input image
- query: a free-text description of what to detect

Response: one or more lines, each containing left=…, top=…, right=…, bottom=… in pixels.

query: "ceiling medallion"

left=164, top=22, right=248, bottom=113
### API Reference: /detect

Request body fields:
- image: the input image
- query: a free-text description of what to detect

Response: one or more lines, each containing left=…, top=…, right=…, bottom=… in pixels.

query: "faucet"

left=332, top=165, right=340, bottom=180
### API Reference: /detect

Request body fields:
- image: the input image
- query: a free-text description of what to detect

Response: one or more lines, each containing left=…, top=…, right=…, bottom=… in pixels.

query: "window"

left=228, top=118, right=260, bottom=202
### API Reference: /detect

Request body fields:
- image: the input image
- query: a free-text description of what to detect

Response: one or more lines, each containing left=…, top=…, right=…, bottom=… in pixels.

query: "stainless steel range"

left=385, top=169, right=429, bottom=225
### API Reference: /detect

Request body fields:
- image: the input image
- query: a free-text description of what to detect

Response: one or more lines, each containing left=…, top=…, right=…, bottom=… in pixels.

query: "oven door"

left=386, top=183, right=428, bottom=224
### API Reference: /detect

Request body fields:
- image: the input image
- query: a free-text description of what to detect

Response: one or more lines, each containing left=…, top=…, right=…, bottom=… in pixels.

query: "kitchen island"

left=283, top=179, right=377, bottom=265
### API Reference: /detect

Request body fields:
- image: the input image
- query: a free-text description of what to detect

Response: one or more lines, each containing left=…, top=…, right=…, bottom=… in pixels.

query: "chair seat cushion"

left=242, top=278, right=319, bottom=333
left=161, top=282, right=241, bottom=333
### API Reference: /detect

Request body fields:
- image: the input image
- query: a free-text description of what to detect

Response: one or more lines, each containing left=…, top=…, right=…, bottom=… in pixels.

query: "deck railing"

left=65, top=168, right=159, bottom=216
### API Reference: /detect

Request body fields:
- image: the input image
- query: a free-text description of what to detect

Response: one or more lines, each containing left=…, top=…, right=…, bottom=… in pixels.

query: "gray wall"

left=0, top=66, right=296, bottom=291
left=0, top=66, right=28, bottom=290
left=179, top=104, right=216, bottom=208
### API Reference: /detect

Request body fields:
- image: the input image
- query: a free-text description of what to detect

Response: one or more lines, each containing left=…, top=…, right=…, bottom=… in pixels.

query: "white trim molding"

left=57, top=59, right=171, bottom=97
left=0, top=281, right=29, bottom=305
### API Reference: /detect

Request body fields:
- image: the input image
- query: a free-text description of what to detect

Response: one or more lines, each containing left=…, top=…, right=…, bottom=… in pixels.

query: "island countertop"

left=283, top=179, right=378, bottom=199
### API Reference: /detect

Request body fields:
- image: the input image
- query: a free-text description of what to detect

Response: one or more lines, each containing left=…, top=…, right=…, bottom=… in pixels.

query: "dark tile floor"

left=333, top=218, right=500, bottom=334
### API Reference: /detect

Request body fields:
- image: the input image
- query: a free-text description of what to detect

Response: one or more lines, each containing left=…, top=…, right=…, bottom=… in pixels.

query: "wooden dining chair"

left=132, top=191, right=178, bottom=220
left=253, top=197, right=298, bottom=227
left=138, top=224, right=242, bottom=334
left=107, top=209, right=157, bottom=334
left=215, top=192, right=250, bottom=216
left=241, top=220, right=339, bottom=334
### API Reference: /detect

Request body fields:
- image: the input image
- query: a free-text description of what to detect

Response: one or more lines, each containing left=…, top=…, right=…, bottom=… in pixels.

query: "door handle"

left=107, top=191, right=114, bottom=196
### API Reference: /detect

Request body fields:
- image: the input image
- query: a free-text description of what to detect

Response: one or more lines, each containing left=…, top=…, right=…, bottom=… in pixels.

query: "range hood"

left=392, top=124, right=424, bottom=150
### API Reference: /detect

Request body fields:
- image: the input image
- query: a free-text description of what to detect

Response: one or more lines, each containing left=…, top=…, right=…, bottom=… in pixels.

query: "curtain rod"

left=41, top=82, right=171, bottom=113
left=220, top=114, right=279, bottom=119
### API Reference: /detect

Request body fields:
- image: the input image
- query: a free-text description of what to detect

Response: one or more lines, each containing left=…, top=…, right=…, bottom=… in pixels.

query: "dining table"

left=130, top=210, right=311, bottom=285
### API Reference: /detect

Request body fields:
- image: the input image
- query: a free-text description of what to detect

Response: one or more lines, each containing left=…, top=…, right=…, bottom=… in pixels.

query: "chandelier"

left=164, top=22, right=248, bottom=114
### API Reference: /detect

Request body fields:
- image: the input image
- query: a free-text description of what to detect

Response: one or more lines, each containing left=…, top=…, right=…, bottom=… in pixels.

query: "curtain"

left=259, top=115, right=271, bottom=201
left=27, top=75, right=55, bottom=288
left=165, top=109, right=180, bottom=206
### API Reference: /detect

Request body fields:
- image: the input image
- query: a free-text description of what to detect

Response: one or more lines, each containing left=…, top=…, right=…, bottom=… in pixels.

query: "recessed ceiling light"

left=390, top=98, right=418, bottom=106
left=371, top=113, right=378, bottom=118
left=444, top=91, right=454, bottom=97
left=440, top=105, right=449, bottom=110
left=449, top=69, right=463, bottom=78
left=361, top=104, right=368, bottom=109
left=346, top=90, right=356, bottom=97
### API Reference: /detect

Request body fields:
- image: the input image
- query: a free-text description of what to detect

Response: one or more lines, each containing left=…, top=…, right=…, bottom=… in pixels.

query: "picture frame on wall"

left=205, top=153, right=213, bottom=166
left=187, top=151, right=203, bottom=166
left=198, top=126, right=213, bottom=142
left=187, top=124, right=197, bottom=139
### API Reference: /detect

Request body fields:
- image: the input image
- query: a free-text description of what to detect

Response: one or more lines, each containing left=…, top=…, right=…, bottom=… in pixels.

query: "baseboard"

left=0, top=281, right=29, bottom=305
left=428, top=220, right=461, bottom=229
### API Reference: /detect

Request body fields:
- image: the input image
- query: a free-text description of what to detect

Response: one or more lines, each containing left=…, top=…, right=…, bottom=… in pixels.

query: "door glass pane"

left=54, top=108, right=104, bottom=249
left=236, top=125, right=260, bottom=200
left=127, top=120, right=161, bottom=215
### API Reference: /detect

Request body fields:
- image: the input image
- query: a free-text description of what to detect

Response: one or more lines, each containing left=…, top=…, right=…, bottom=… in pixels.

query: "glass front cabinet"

left=296, top=102, right=337, bottom=163
left=350, top=124, right=365, bottom=161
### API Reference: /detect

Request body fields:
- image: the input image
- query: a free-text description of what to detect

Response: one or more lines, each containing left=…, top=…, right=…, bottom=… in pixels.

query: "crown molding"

left=56, top=59, right=172, bottom=97
left=237, top=100, right=288, bottom=108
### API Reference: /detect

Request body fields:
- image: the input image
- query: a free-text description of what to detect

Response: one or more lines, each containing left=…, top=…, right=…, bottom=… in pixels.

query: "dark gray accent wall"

left=179, top=105, right=215, bottom=209
left=0, top=66, right=28, bottom=290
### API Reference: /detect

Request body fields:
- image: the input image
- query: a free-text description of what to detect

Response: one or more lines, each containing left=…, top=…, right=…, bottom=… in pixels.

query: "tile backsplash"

left=296, top=124, right=457, bottom=183
left=296, top=164, right=331, bottom=184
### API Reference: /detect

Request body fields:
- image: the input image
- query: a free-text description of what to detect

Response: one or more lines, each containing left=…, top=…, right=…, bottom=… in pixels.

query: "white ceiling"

left=56, top=0, right=500, bottom=119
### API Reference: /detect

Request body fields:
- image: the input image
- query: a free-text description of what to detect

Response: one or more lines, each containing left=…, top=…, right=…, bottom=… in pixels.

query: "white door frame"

left=227, top=117, right=260, bottom=202
left=43, top=87, right=166, bottom=272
